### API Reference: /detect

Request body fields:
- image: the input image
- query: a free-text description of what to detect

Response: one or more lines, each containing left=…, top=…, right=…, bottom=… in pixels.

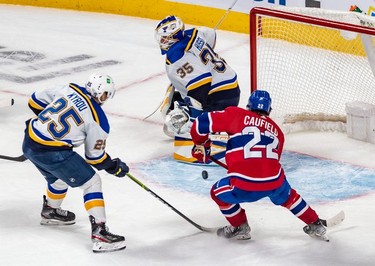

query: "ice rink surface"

left=0, top=4, right=374, bottom=266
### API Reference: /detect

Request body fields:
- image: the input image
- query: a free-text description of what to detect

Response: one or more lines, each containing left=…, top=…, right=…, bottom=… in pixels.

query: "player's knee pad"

left=210, top=186, right=219, bottom=202
left=281, top=188, right=299, bottom=208
left=269, top=179, right=292, bottom=205
left=49, top=179, right=69, bottom=191
left=79, top=173, right=102, bottom=193
left=210, top=179, right=233, bottom=206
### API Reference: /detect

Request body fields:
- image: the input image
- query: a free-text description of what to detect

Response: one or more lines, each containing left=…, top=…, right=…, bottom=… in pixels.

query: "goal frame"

left=249, top=7, right=375, bottom=93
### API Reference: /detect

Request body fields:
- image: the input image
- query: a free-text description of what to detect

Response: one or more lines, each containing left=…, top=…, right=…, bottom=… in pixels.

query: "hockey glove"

left=165, top=101, right=191, bottom=134
left=192, top=139, right=211, bottom=163
left=105, top=158, right=129, bottom=177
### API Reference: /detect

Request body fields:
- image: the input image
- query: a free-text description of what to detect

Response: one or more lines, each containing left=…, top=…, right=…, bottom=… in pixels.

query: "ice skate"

left=90, top=215, right=126, bottom=253
left=217, top=222, right=251, bottom=240
left=303, top=219, right=329, bottom=242
left=40, top=195, right=75, bottom=225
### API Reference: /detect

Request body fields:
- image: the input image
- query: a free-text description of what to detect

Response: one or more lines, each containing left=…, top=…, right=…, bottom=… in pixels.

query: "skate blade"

left=310, top=234, right=329, bottom=242
left=92, top=241, right=126, bottom=253
left=236, top=234, right=252, bottom=240
left=218, top=232, right=252, bottom=241
left=40, top=218, right=75, bottom=226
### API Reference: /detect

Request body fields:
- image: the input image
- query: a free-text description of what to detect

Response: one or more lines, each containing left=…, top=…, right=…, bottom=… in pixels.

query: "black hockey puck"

left=201, top=170, right=208, bottom=179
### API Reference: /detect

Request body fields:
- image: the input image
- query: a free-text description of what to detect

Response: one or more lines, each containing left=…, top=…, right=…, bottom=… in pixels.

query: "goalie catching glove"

left=165, top=101, right=191, bottom=134
left=191, top=139, right=211, bottom=163
left=105, top=158, right=129, bottom=177
left=164, top=97, right=204, bottom=135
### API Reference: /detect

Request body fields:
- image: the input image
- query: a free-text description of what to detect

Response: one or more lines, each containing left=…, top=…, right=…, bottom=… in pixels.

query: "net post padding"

left=278, top=113, right=347, bottom=134
left=283, top=113, right=346, bottom=124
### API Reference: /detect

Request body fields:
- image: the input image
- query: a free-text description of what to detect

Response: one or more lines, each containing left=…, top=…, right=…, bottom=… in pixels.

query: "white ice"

left=0, top=4, right=374, bottom=266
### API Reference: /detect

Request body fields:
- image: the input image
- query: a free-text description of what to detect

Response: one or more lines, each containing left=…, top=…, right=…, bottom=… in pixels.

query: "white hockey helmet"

left=85, top=73, right=115, bottom=104
left=154, top=15, right=185, bottom=55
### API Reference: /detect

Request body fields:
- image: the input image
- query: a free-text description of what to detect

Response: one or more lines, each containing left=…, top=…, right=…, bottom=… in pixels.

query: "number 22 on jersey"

left=242, top=126, right=279, bottom=160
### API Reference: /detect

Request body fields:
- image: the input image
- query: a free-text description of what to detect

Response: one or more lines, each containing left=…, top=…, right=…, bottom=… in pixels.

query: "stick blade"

left=322, top=210, right=345, bottom=227
left=0, top=98, right=15, bottom=108
left=0, top=154, right=27, bottom=162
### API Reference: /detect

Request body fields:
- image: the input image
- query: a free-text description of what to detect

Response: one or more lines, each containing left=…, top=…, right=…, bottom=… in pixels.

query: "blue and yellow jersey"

left=27, top=83, right=111, bottom=167
left=165, top=27, right=239, bottom=107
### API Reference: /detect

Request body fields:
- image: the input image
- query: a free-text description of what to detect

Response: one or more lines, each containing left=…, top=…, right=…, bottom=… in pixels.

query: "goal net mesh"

left=250, top=7, right=375, bottom=131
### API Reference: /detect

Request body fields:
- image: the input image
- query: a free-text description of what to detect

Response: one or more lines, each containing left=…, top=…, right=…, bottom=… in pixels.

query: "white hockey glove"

left=165, top=101, right=192, bottom=134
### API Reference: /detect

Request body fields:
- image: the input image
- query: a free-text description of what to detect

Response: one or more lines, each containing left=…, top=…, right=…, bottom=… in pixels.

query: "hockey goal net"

left=250, top=7, right=375, bottom=131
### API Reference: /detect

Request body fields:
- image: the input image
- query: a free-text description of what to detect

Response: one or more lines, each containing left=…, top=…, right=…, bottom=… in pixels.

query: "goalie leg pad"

left=160, top=84, right=175, bottom=119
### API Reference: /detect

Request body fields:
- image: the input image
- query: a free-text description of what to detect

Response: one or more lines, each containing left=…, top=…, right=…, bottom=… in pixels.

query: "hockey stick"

left=0, top=154, right=27, bottom=162
left=142, top=99, right=164, bottom=121
left=214, top=0, right=240, bottom=30
left=209, top=156, right=228, bottom=169
left=321, top=210, right=345, bottom=227
left=125, top=172, right=217, bottom=232
left=0, top=98, right=14, bottom=108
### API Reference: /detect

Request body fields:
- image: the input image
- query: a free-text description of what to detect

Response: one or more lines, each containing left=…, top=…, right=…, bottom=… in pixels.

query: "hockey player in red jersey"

left=190, top=90, right=328, bottom=241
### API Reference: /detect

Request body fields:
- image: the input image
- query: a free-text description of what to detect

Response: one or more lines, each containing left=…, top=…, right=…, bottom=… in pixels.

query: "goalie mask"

left=85, top=73, right=115, bottom=104
left=155, top=15, right=185, bottom=55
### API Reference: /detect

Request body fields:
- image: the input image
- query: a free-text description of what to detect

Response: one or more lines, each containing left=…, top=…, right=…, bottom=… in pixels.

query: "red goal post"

left=249, top=7, right=375, bottom=127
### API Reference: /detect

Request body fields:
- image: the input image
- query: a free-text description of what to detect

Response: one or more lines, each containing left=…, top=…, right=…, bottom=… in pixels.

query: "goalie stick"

left=0, top=98, right=14, bottom=108
left=0, top=154, right=27, bottom=162
left=214, top=0, right=240, bottom=30
left=125, top=172, right=217, bottom=232
left=142, top=99, right=164, bottom=121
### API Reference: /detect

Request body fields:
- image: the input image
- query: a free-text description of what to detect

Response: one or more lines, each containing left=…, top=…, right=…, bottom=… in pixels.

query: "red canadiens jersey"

left=191, top=106, right=285, bottom=191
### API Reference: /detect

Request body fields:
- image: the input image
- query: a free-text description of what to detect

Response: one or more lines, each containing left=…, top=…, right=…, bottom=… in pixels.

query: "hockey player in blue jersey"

left=23, top=74, right=128, bottom=253
left=155, top=15, right=240, bottom=137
